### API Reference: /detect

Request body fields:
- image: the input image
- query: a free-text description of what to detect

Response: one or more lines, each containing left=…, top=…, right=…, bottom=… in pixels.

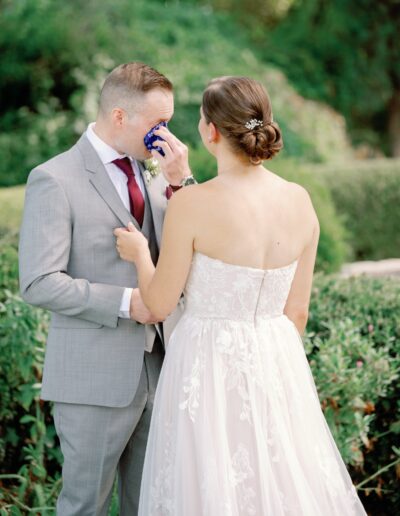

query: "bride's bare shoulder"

left=164, top=181, right=209, bottom=215
left=287, top=180, right=311, bottom=202
left=284, top=179, right=319, bottom=230
left=274, top=174, right=312, bottom=206
left=267, top=172, right=318, bottom=225
left=168, top=179, right=216, bottom=203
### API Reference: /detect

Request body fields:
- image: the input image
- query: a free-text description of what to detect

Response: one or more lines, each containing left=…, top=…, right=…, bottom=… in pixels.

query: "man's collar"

left=85, top=122, right=128, bottom=165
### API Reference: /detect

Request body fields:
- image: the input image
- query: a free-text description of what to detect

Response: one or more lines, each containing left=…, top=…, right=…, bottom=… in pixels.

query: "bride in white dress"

left=115, top=76, right=367, bottom=515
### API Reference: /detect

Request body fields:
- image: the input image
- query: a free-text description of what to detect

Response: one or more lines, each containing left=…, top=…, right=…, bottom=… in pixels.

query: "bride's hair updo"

left=202, top=76, right=283, bottom=163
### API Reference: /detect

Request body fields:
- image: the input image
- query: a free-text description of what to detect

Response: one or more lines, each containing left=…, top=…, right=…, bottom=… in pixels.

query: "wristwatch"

left=180, top=174, right=196, bottom=187
left=166, top=175, right=197, bottom=201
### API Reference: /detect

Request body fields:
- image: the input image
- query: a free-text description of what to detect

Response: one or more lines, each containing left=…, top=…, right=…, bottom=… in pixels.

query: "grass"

left=0, top=185, right=25, bottom=231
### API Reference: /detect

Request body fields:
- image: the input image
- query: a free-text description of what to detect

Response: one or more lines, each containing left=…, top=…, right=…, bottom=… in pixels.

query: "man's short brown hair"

left=99, top=62, right=173, bottom=116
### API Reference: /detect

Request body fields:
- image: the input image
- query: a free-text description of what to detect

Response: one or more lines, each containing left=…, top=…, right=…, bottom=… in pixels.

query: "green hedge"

left=307, top=273, right=400, bottom=514
left=317, top=158, right=400, bottom=260
left=0, top=233, right=61, bottom=514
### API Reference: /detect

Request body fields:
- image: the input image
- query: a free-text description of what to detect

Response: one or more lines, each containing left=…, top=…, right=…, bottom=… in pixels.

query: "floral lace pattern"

left=138, top=252, right=367, bottom=516
left=149, top=422, right=175, bottom=515
left=229, top=444, right=256, bottom=515
left=215, top=324, right=264, bottom=424
left=183, top=252, right=298, bottom=320
left=179, top=343, right=205, bottom=422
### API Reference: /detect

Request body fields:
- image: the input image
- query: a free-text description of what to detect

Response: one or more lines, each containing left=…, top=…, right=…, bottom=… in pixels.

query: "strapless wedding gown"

left=138, top=252, right=366, bottom=515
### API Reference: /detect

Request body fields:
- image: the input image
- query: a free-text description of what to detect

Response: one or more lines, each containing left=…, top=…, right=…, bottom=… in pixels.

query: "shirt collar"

left=86, top=122, right=128, bottom=165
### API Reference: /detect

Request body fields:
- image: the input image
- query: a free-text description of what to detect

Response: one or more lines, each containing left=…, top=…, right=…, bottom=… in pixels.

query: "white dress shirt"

left=85, top=122, right=145, bottom=319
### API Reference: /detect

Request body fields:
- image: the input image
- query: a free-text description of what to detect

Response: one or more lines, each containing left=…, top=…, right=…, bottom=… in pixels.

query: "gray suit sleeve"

left=19, top=168, right=125, bottom=328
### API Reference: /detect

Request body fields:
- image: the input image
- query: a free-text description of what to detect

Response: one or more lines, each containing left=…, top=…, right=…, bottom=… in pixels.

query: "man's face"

left=116, top=88, right=174, bottom=160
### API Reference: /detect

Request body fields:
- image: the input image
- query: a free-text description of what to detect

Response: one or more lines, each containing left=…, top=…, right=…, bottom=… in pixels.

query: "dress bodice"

left=183, top=252, right=298, bottom=320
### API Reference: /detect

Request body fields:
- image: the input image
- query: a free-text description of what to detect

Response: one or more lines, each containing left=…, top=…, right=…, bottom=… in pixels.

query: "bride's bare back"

left=191, top=167, right=317, bottom=270
left=137, top=166, right=320, bottom=335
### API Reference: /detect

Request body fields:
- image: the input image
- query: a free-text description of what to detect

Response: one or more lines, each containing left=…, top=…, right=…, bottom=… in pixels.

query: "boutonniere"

left=143, top=158, right=161, bottom=185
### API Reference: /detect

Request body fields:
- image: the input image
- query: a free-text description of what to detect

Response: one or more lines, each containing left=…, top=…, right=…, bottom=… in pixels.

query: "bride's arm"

left=115, top=186, right=196, bottom=319
left=283, top=188, right=320, bottom=335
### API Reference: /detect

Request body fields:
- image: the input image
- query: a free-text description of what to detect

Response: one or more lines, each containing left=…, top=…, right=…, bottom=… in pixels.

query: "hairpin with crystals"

left=245, top=118, right=263, bottom=130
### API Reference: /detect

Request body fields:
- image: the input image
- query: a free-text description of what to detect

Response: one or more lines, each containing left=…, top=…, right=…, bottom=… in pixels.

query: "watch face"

left=183, top=176, right=196, bottom=186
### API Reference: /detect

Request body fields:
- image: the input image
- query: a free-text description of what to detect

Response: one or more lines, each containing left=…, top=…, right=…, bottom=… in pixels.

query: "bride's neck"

left=215, top=153, right=260, bottom=178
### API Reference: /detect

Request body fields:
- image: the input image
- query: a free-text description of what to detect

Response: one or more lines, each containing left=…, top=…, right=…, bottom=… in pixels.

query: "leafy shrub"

left=0, top=233, right=61, bottom=513
left=258, top=0, right=399, bottom=156
left=307, top=273, right=400, bottom=513
left=0, top=0, right=353, bottom=187
left=317, top=158, right=400, bottom=260
left=0, top=105, right=76, bottom=188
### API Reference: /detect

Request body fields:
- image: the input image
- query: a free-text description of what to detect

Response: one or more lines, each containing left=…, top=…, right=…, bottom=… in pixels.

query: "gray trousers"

left=54, top=337, right=164, bottom=516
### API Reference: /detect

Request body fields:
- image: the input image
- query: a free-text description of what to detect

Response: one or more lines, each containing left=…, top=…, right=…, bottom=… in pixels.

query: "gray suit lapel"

left=137, top=161, right=168, bottom=248
left=76, top=134, right=140, bottom=230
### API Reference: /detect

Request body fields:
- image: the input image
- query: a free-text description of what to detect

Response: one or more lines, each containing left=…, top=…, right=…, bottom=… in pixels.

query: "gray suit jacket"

left=19, top=134, right=182, bottom=407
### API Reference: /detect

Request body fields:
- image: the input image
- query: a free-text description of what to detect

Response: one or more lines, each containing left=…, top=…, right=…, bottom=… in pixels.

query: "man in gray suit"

left=19, top=62, right=194, bottom=515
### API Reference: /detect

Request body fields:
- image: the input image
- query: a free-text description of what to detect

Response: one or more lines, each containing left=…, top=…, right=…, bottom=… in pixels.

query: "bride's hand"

left=114, top=222, right=150, bottom=263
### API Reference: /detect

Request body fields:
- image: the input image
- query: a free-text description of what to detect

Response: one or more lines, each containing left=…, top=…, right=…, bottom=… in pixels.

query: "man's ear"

left=112, top=108, right=125, bottom=127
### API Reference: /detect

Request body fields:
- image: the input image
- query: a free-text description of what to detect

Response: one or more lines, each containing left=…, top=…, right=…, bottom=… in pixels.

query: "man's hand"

left=151, top=126, right=192, bottom=186
left=130, top=288, right=163, bottom=324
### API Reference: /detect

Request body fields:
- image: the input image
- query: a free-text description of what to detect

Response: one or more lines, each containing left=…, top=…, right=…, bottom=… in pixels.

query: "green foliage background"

left=317, top=159, right=400, bottom=260
left=0, top=0, right=354, bottom=187
left=1, top=0, right=399, bottom=514
left=241, top=0, right=400, bottom=155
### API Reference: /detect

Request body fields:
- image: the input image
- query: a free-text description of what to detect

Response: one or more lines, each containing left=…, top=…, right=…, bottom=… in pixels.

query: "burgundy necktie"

left=112, top=158, right=145, bottom=227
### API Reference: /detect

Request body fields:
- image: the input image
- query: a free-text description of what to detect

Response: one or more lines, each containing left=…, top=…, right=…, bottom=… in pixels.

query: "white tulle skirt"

left=138, top=314, right=367, bottom=515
